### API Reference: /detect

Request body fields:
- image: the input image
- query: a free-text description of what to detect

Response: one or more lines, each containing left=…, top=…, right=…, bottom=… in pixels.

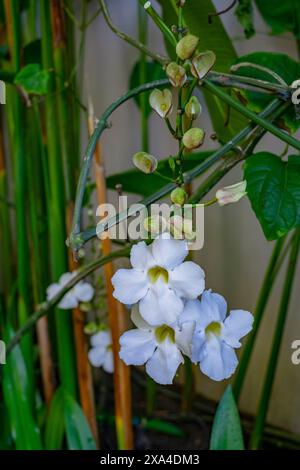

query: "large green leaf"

left=210, top=385, right=244, bottom=450
left=233, top=52, right=300, bottom=133
left=106, top=150, right=213, bottom=196
left=244, top=152, right=300, bottom=240
left=255, top=0, right=300, bottom=38
left=45, top=387, right=65, bottom=450
left=158, top=0, right=247, bottom=142
left=129, top=60, right=167, bottom=118
left=14, top=63, right=50, bottom=95
left=64, top=392, right=96, bottom=450
left=2, top=330, right=43, bottom=450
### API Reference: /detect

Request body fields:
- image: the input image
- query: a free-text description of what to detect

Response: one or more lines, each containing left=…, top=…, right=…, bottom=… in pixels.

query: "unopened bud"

left=191, top=50, right=216, bottom=80
left=176, top=34, right=199, bottom=60
left=133, top=151, right=158, bottom=174
left=216, top=181, right=247, bottom=206
left=166, top=62, right=187, bottom=87
left=182, top=127, right=205, bottom=150
left=185, top=96, right=202, bottom=120
left=143, top=215, right=167, bottom=237
left=149, top=88, right=173, bottom=118
left=171, top=187, right=187, bottom=206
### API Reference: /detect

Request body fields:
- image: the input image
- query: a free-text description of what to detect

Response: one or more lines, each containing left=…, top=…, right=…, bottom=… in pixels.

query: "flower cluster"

left=47, top=272, right=94, bottom=309
left=88, top=330, right=114, bottom=374
left=112, top=236, right=253, bottom=384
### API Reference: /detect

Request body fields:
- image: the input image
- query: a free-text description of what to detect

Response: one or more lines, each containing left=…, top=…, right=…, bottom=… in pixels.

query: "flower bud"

left=133, top=151, right=158, bottom=174
left=176, top=34, right=199, bottom=60
left=170, top=187, right=187, bottom=206
left=182, top=128, right=205, bottom=150
left=143, top=215, right=167, bottom=237
left=149, top=88, right=173, bottom=118
left=191, top=50, right=216, bottom=80
left=168, top=215, right=195, bottom=241
left=166, top=62, right=187, bottom=87
left=185, top=96, right=202, bottom=120
left=216, top=181, right=247, bottom=206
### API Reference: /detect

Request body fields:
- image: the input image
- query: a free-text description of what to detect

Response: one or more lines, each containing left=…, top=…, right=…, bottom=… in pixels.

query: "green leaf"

left=210, top=385, right=244, bottom=450
left=64, top=392, right=96, bottom=450
left=129, top=60, right=166, bottom=118
left=235, top=0, right=255, bottom=39
left=145, top=419, right=184, bottom=437
left=255, top=0, right=300, bottom=38
left=14, top=63, right=50, bottom=95
left=244, top=152, right=300, bottom=240
left=45, top=387, right=65, bottom=450
left=106, top=151, right=213, bottom=196
left=233, top=52, right=300, bottom=133
left=2, top=329, right=43, bottom=450
left=158, top=0, right=247, bottom=142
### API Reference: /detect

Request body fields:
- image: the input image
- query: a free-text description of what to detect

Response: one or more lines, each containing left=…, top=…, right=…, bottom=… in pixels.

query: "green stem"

left=233, top=237, right=286, bottom=400
left=138, top=3, right=149, bottom=152
left=203, top=80, right=300, bottom=152
left=41, top=0, right=77, bottom=397
left=6, top=247, right=130, bottom=354
left=250, top=229, right=300, bottom=450
left=99, top=0, right=168, bottom=65
left=141, top=0, right=177, bottom=47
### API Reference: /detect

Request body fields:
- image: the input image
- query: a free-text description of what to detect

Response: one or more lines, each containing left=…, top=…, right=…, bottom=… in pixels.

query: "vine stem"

left=6, top=247, right=131, bottom=354
left=250, top=229, right=300, bottom=450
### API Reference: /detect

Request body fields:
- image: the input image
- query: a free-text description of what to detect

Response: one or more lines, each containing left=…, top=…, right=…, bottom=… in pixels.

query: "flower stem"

left=141, top=0, right=177, bottom=48
left=250, top=229, right=300, bottom=450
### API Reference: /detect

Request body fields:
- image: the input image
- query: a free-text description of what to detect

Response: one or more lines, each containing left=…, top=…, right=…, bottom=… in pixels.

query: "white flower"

left=149, top=88, right=173, bottom=118
left=111, top=235, right=205, bottom=326
left=88, top=330, right=114, bottom=373
left=119, top=305, right=195, bottom=384
left=46, top=272, right=94, bottom=310
left=216, top=181, right=247, bottom=206
left=180, top=290, right=253, bottom=381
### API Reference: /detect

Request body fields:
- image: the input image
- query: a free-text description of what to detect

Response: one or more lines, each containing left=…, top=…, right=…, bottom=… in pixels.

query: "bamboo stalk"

left=41, top=0, right=77, bottom=397
left=88, top=105, right=133, bottom=450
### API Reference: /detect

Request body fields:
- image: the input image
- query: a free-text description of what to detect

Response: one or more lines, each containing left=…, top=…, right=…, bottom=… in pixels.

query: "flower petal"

left=88, top=346, right=106, bottom=367
left=130, top=241, right=154, bottom=270
left=46, top=282, right=61, bottom=301
left=191, top=329, right=207, bottom=363
left=175, top=322, right=195, bottom=358
left=103, top=351, right=114, bottom=373
left=58, top=292, right=78, bottom=309
left=222, top=309, right=253, bottom=348
left=130, top=304, right=152, bottom=331
left=139, top=284, right=184, bottom=326
left=151, top=236, right=188, bottom=269
left=199, top=336, right=238, bottom=381
left=169, top=261, right=205, bottom=299
left=119, top=329, right=156, bottom=366
left=112, top=268, right=149, bottom=305
left=145, top=338, right=183, bottom=384
left=73, top=281, right=94, bottom=302
left=59, top=272, right=76, bottom=286
left=90, top=331, right=111, bottom=348
left=200, top=290, right=227, bottom=323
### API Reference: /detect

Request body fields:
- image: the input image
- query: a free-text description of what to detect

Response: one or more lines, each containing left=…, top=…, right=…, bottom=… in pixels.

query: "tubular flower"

left=119, top=305, right=195, bottom=384
left=180, top=290, right=253, bottom=381
left=216, top=181, right=247, bottom=206
left=88, top=330, right=114, bottom=373
left=111, top=235, right=205, bottom=326
left=46, top=272, right=94, bottom=309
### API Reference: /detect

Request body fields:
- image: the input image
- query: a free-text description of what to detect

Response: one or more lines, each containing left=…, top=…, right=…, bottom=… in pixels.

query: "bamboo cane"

left=88, top=103, right=133, bottom=450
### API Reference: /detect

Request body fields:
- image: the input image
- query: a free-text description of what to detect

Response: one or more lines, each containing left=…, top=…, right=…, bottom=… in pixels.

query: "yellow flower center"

left=155, top=325, right=175, bottom=343
left=160, top=103, right=167, bottom=111
left=205, top=321, right=221, bottom=337
left=148, top=266, right=169, bottom=284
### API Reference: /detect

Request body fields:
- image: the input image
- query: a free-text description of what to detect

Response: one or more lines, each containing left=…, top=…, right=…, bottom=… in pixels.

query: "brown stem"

left=208, top=0, right=237, bottom=24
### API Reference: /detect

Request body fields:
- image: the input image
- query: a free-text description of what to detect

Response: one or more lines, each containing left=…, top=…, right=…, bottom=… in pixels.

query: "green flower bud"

left=185, top=96, right=202, bottom=120
left=133, top=151, right=158, bottom=174
left=149, top=88, right=173, bottom=118
left=143, top=215, right=167, bottom=236
left=176, top=34, right=199, bottom=60
left=166, top=62, right=187, bottom=87
left=191, top=50, right=216, bottom=80
left=171, top=187, right=187, bottom=206
left=182, top=128, right=205, bottom=150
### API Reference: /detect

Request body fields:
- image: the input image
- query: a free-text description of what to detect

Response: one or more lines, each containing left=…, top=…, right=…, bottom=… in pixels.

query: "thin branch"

left=6, top=246, right=130, bottom=353
left=208, top=0, right=237, bottom=24
left=99, top=0, right=169, bottom=65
